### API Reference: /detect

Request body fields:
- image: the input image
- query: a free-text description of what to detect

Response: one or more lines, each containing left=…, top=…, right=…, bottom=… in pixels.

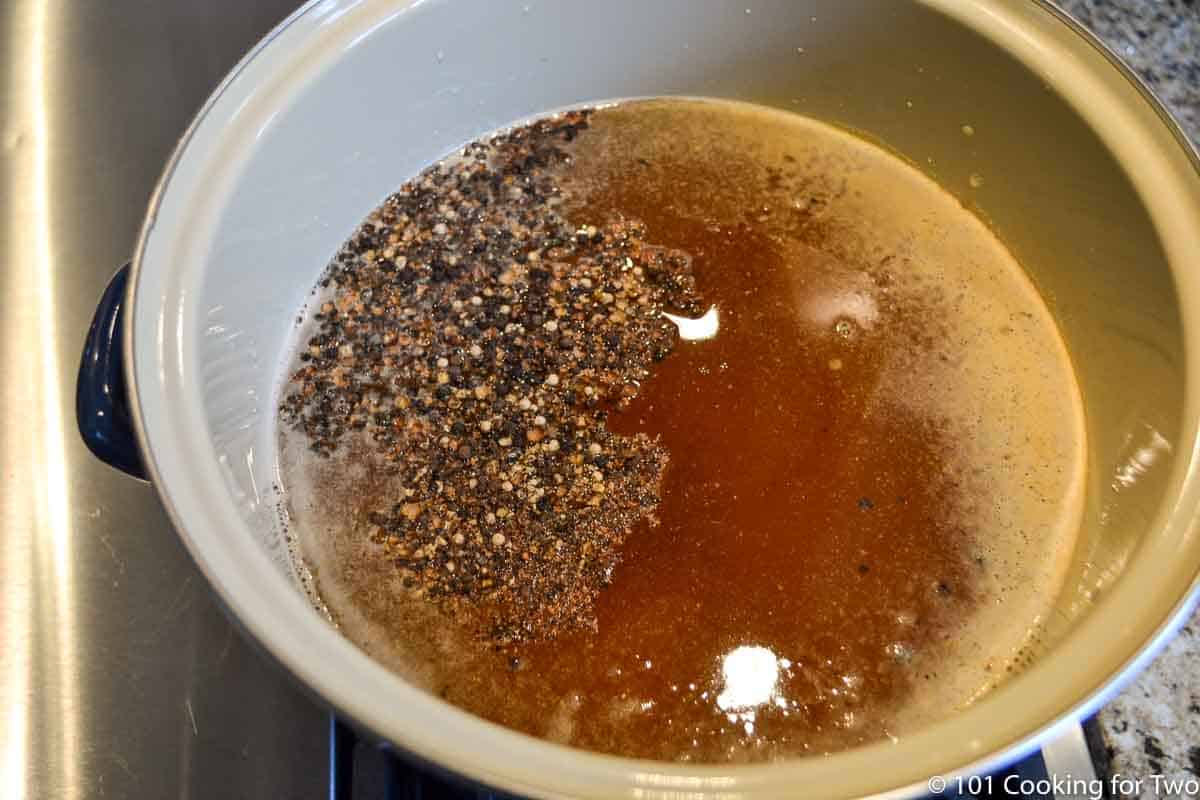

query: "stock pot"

left=77, top=1, right=1200, bottom=796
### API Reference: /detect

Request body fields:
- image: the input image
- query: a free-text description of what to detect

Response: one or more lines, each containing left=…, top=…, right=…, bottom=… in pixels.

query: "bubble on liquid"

left=969, top=173, right=984, bottom=189
left=436, top=50, right=445, bottom=63
left=905, top=100, right=914, bottom=109
left=961, top=124, right=975, bottom=137
left=885, top=642, right=914, bottom=663
left=834, top=319, right=855, bottom=339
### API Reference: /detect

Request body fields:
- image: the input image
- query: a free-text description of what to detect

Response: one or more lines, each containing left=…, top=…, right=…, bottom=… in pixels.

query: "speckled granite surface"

left=1053, top=0, right=1200, bottom=795
left=1057, top=0, right=1200, bottom=135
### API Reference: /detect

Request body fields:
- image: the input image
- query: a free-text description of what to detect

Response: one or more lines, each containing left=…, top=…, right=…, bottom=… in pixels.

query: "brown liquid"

left=279, top=98, right=1085, bottom=761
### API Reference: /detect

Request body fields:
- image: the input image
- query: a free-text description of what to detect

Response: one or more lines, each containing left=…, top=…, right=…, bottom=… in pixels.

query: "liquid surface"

left=278, top=98, right=1086, bottom=761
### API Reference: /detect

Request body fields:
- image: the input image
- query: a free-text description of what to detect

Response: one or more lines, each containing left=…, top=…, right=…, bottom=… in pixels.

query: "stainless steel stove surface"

left=3, top=2, right=325, bottom=797
left=0, top=2, right=1129, bottom=798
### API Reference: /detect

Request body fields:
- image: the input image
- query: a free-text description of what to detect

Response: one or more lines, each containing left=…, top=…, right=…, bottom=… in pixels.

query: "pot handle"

left=77, top=263, right=148, bottom=480
left=1041, top=720, right=1100, bottom=796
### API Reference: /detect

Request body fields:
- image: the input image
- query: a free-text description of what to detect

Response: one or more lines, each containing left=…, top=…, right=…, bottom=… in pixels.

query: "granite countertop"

left=1053, top=0, right=1200, bottom=794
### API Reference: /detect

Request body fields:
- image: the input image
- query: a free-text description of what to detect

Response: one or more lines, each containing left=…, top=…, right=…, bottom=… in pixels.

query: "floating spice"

left=280, top=110, right=700, bottom=642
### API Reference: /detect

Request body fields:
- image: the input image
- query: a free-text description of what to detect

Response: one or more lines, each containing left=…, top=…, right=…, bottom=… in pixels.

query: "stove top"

left=3, top=2, right=326, bottom=797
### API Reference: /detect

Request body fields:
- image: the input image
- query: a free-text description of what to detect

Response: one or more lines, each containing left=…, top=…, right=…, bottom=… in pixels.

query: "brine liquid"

left=278, top=98, right=1086, bottom=761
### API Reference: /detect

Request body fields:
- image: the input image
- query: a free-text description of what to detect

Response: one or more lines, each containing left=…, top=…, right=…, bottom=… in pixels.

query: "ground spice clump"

left=280, top=110, right=700, bottom=642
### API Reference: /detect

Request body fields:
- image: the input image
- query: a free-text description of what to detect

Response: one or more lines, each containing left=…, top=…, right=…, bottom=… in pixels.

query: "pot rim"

left=122, top=1, right=1200, bottom=797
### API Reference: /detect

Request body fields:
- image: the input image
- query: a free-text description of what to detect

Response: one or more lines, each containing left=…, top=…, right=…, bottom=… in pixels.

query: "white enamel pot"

left=76, top=1, right=1200, bottom=797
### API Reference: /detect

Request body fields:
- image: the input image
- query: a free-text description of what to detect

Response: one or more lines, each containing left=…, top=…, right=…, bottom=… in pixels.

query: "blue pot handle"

left=77, top=264, right=147, bottom=480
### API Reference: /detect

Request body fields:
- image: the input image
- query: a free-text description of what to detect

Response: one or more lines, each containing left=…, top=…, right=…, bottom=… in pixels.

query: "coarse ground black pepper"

left=280, top=110, right=700, bottom=643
